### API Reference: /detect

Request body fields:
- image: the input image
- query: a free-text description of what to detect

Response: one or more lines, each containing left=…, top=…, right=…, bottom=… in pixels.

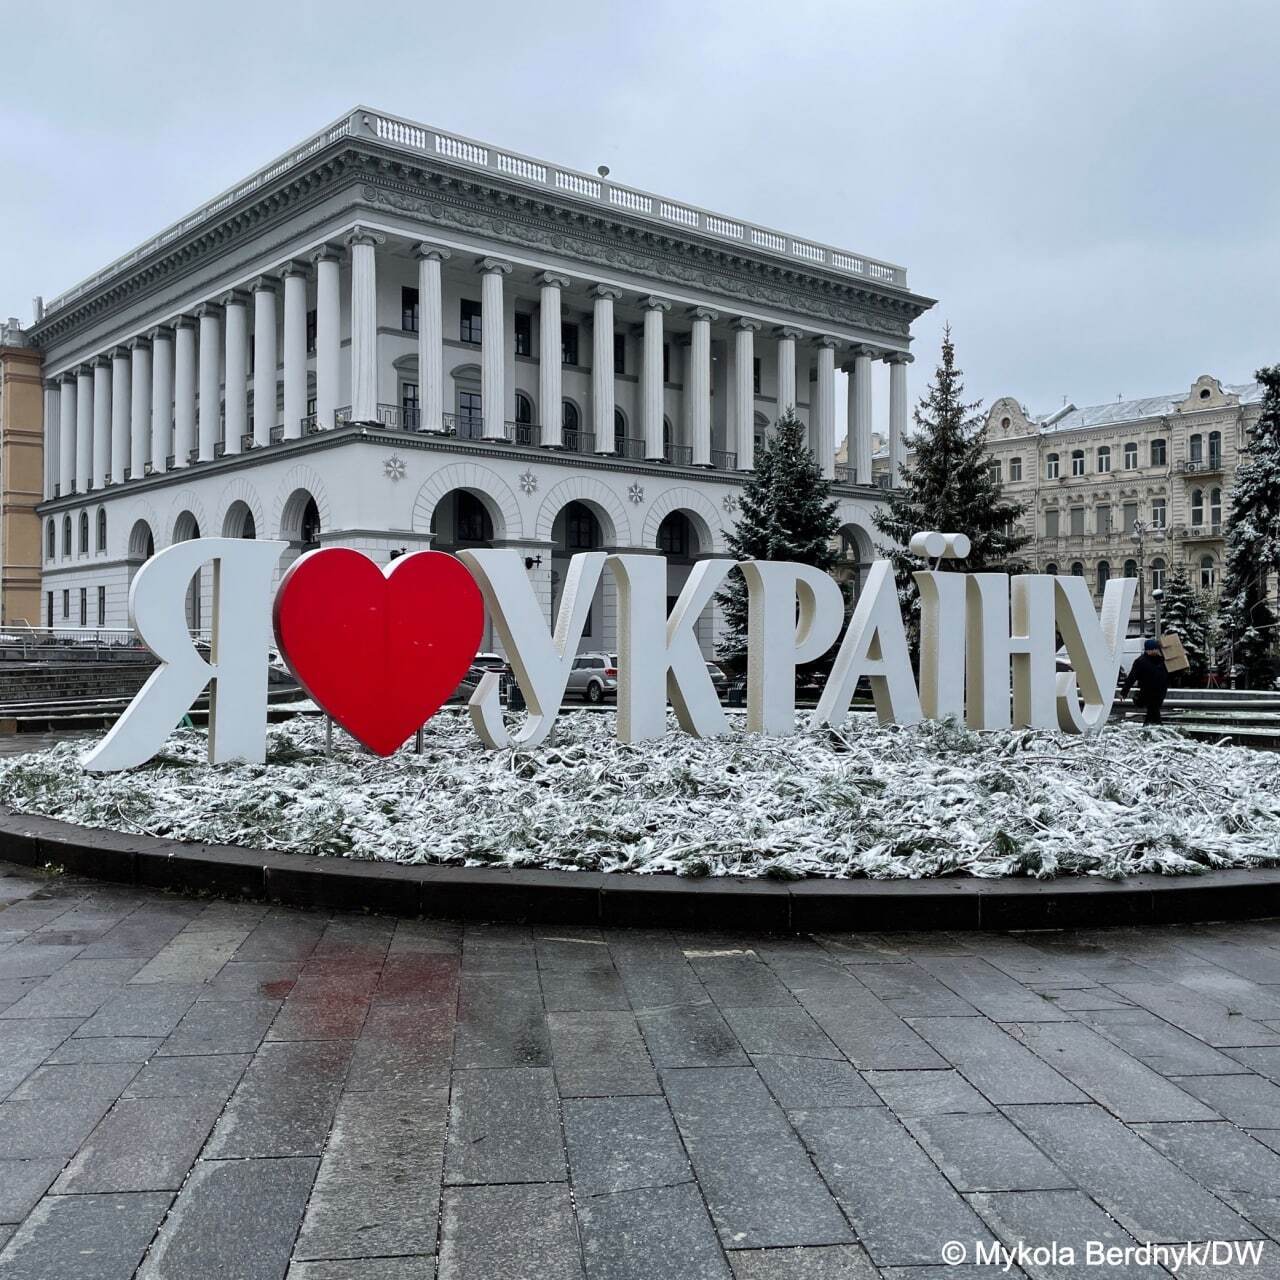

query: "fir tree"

left=1158, top=562, right=1216, bottom=680
left=1220, top=364, right=1280, bottom=688
left=874, top=328, right=1029, bottom=636
left=716, top=409, right=841, bottom=669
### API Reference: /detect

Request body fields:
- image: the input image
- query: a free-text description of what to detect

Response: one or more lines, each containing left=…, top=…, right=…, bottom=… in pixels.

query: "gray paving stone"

left=637, top=1003, right=749, bottom=1068
left=535, top=932, right=610, bottom=969
left=1168, top=1073, right=1280, bottom=1128
left=44, top=1034, right=162, bottom=1064
left=1222, top=1046, right=1280, bottom=1084
left=52, top=1093, right=225, bottom=1193
left=664, top=1066, right=793, bottom=1140
left=1004, top=1103, right=1257, bottom=1243
left=268, top=995, right=370, bottom=1040
left=1109, top=982, right=1280, bottom=1047
left=548, top=1010, right=660, bottom=1096
left=970, top=1189, right=1166, bottom=1278
left=615, top=959, right=707, bottom=1010
left=797, top=988, right=947, bottom=1070
left=453, top=978, right=548, bottom=1068
left=122, top=1051, right=250, bottom=1099
left=158, top=996, right=280, bottom=1055
left=728, top=1245, right=879, bottom=1278
left=1133, top=1121, right=1280, bottom=1194
left=445, top=1067, right=566, bottom=1185
left=0, top=1158, right=63, bottom=1222
left=205, top=1039, right=351, bottom=1158
left=563, top=1096, right=692, bottom=1197
left=294, top=1080, right=448, bottom=1261
left=879, top=1268, right=1026, bottom=1280
left=902, top=1112, right=1072, bottom=1192
left=864, top=1069, right=994, bottom=1117
left=688, top=953, right=797, bottom=1007
left=1079, top=1008, right=1248, bottom=1075
left=288, top=1260, right=435, bottom=1279
left=0, top=1016, right=84, bottom=1069
left=8, top=1060, right=139, bottom=1101
left=0, top=1190, right=172, bottom=1280
left=720, top=1006, right=841, bottom=1059
left=907, top=1017, right=1086, bottom=1105
left=912, top=956, right=1070, bottom=1022
left=577, top=1181, right=730, bottom=1279
left=345, top=1003, right=455, bottom=1089
left=71, top=983, right=202, bottom=1038
left=438, top=1183, right=583, bottom=1280
left=0, top=1094, right=113, bottom=1157
left=138, top=1156, right=317, bottom=1280
left=0, top=943, right=84, bottom=979
left=790, top=1106, right=994, bottom=1266
left=752, top=1055, right=880, bottom=1109
left=374, top=951, right=458, bottom=1002
left=1009, top=1021, right=1217, bottom=1121
left=850, top=962, right=978, bottom=1016
left=541, top=966, right=629, bottom=1011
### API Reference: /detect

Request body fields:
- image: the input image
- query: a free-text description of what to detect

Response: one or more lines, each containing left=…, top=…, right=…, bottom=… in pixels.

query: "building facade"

left=0, top=320, right=44, bottom=626
left=27, top=107, right=932, bottom=653
left=980, top=375, right=1263, bottom=624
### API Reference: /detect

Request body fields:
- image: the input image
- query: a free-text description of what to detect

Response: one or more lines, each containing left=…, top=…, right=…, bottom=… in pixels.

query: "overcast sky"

left=3, top=0, right=1276, bottom=439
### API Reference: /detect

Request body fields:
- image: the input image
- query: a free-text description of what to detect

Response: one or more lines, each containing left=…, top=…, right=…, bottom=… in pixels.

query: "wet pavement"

left=3, top=863, right=1280, bottom=1277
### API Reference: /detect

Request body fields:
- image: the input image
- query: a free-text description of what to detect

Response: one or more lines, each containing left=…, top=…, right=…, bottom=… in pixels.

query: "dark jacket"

left=1121, top=651, right=1170, bottom=702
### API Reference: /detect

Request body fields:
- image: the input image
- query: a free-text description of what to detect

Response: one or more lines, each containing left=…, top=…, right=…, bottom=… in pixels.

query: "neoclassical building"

left=28, top=106, right=932, bottom=652
left=980, top=375, right=1264, bottom=620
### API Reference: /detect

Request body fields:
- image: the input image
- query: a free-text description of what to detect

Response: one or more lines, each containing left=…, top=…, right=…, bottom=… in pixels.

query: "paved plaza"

left=3, top=864, right=1280, bottom=1278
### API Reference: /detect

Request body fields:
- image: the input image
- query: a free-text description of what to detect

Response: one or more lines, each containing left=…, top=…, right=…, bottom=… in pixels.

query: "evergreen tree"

left=874, top=328, right=1029, bottom=635
left=1158, top=562, right=1216, bottom=680
left=716, top=410, right=841, bottom=669
left=1220, top=363, right=1280, bottom=688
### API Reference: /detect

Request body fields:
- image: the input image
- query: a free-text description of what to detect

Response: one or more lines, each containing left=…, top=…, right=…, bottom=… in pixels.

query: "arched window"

left=455, top=492, right=493, bottom=544
left=1123, top=442, right=1138, bottom=470
left=514, top=392, right=534, bottom=425
left=78, top=511, right=89, bottom=554
left=1071, top=449, right=1085, bottom=477
left=1123, top=559, right=1138, bottom=578
left=1151, top=557, right=1166, bottom=591
left=1189, top=433, right=1203, bottom=464
left=96, top=508, right=107, bottom=553
left=1208, top=430, right=1222, bottom=467
left=1190, top=488, right=1204, bottom=526
left=1096, top=561, right=1110, bottom=593
left=657, top=511, right=694, bottom=559
left=62, top=515, right=71, bottom=558
left=1046, top=453, right=1060, bottom=479
left=300, top=497, right=321, bottom=551
left=562, top=399, right=581, bottom=447
left=1070, top=561, right=1084, bottom=577
left=1096, top=445, right=1111, bottom=473
left=1151, top=438, right=1167, bottom=465
left=46, top=519, right=55, bottom=561
left=1200, top=556, right=1216, bottom=590
left=614, top=408, right=627, bottom=454
left=1044, top=562, right=1059, bottom=575
left=564, top=501, right=601, bottom=551
left=1209, top=487, right=1222, bottom=528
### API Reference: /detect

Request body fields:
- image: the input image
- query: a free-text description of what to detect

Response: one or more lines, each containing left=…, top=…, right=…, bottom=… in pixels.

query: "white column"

left=416, top=245, right=449, bottom=433
left=731, top=318, right=760, bottom=471
left=537, top=271, right=569, bottom=448
left=109, top=348, right=130, bottom=484
left=590, top=285, right=622, bottom=455
left=348, top=232, right=380, bottom=423
left=814, top=338, right=837, bottom=481
left=150, top=328, right=173, bottom=474
left=478, top=257, right=511, bottom=440
left=642, top=297, right=669, bottom=460
left=222, top=292, right=248, bottom=455
left=197, top=303, right=222, bottom=462
left=775, top=326, right=799, bottom=416
left=688, top=308, right=716, bottom=467
left=173, top=317, right=196, bottom=468
left=313, top=248, right=341, bottom=430
left=91, top=358, right=111, bottom=490
left=251, top=279, right=277, bottom=448
left=886, top=352, right=912, bottom=487
left=42, top=384, right=58, bottom=500
left=851, top=345, right=875, bottom=485
left=58, top=375, right=76, bottom=497
left=129, top=339, right=151, bottom=480
left=75, top=367, right=93, bottom=492
left=281, top=261, right=309, bottom=440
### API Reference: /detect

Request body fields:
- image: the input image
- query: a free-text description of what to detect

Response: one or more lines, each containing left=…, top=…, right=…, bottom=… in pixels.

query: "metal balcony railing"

left=663, top=443, right=693, bottom=466
left=562, top=427, right=597, bottom=454
left=441, top=413, right=485, bottom=440
left=613, top=436, right=645, bottom=460
left=833, top=464, right=854, bottom=484
left=506, top=420, right=541, bottom=447
left=711, top=449, right=737, bottom=471
left=269, top=425, right=284, bottom=443
left=1180, top=457, right=1224, bottom=474
left=241, top=434, right=255, bottom=451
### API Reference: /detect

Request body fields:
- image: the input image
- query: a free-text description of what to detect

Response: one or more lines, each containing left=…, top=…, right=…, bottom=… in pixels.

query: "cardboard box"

left=1160, top=632, right=1190, bottom=674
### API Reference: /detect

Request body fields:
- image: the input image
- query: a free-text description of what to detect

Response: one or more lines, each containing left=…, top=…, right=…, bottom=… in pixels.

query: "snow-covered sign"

left=83, top=532, right=1135, bottom=772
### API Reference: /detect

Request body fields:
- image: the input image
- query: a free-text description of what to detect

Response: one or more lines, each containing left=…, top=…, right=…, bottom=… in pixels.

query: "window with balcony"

left=563, top=400, right=580, bottom=435
left=515, top=313, right=532, bottom=357
left=562, top=324, right=579, bottom=367
left=1096, top=504, right=1111, bottom=535
left=1209, top=430, right=1222, bottom=468
left=1200, top=556, right=1216, bottom=590
left=1151, top=497, right=1166, bottom=528
left=401, top=287, right=419, bottom=333
left=460, top=299, right=482, bottom=345
left=1210, top=487, right=1222, bottom=528
left=1069, top=507, right=1085, bottom=536
left=1123, top=442, right=1138, bottom=470
left=516, top=393, right=534, bottom=425
left=1190, top=488, right=1204, bottom=525
left=401, top=382, right=419, bottom=428
left=1122, top=502, right=1138, bottom=533
left=1009, top=457, right=1023, bottom=482
left=1151, top=438, right=1167, bottom=465
left=613, top=332, right=626, bottom=376
left=1097, top=445, right=1111, bottom=473
left=753, top=357, right=761, bottom=394
left=1189, top=433, right=1203, bottom=464
left=1044, top=509, right=1059, bottom=538
left=1046, top=453, right=1060, bottom=479
left=1071, top=450, right=1085, bottom=476
left=663, top=342, right=670, bottom=383
left=459, top=389, right=482, bottom=433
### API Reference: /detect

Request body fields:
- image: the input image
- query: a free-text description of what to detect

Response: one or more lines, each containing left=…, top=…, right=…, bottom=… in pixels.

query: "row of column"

left=45, top=231, right=381, bottom=501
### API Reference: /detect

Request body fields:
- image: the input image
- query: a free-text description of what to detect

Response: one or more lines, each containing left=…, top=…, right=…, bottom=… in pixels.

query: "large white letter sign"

left=607, top=555, right=735, bottom=742
left=458, top=548, right=606, bottom=750
left=84, top=538, right=286, bottom=771
left=812, top=560, right=922, bottom=728
left=1055, top=575, right=1137, bottom=732
left=965, top=574, right=1057, bottom=731
left=739, top=561, right=844, bottom=735
left=913, top=569, right=967, bottom=722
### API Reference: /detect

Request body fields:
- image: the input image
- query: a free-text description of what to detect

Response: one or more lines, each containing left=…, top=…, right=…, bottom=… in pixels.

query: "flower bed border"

left=4, top=811, right=1280, bottom=932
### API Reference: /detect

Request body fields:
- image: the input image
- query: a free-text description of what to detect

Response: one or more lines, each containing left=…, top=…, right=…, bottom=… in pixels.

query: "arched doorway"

left=832, top=522, right=875, bottom=607
left=280, top=488, right=321, bottom=570
left=430, top=488, right=504, bottom=649
left=656, top=509, right=714, bottom=652
left=173, top=511, right=202, bottom=631
left=223, top=501, right=257, bottom=540
left=551, top=500, right=610, bottom=652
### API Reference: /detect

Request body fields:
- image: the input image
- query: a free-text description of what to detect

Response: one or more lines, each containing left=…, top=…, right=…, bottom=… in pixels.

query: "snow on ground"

left=2, top=711, right=1279, bottom=880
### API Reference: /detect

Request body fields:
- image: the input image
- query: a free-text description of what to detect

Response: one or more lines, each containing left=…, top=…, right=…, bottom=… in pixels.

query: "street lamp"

left=1151, top=587, right=1164, bottom=637
left=1130, top=517, right=1166, bottom=635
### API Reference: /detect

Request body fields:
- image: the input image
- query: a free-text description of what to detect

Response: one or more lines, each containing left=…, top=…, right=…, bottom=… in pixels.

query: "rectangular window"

left=753, top=357, right=761, bottom=395
left=46, top=591, right=52, bottom=627
left=1123, top=502, right=1138, bottom=533
left=1151, top=438, right=1167, bottom=466
left=460, top=299, right=482, bottom=345
left=1124, top=442, right=1138, bottom=469
left=401, top=382, right=419, bottom=429
left=1071, top=452, right=1085, bottom=477
left=1069, top=507, right=1085, bottom=536
left=1096, top=504, right=1111, bottom=535
left=562, top=323, right=579, bottom=367
left=459, top=389, right=482, bottom=431
left=97, top=586, right=105, bottom=627
left=663, top=342, right=670, bottom=383
left=514, top=313, right=532, bottom=357
left=61, top=589, right=69, bottom=620
left=401, top=286, right=419, bottom=333
left=79, top=588, right=87, bottom=628
left=1045, top=509, right=1059, bottom=538
left=1151, top=497, right=1167, bottom=528
left=1009, top=457, right=1023, bottom=482
left=306, top=309, right=317, bottom=354
left=1046, top=455, right=1060, bottom=479
left=614, top=332, right=626, bottom=376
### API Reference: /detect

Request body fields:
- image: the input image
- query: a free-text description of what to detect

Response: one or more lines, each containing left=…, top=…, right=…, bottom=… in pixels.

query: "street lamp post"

left=1129, top=517, right=1166, bottom=636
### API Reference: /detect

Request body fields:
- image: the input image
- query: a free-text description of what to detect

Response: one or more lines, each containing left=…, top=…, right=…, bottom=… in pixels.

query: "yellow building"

left=0, top=319, right=45, bottom=626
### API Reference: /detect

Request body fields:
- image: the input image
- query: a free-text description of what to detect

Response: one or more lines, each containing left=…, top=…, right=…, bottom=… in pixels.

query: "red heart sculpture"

left=273, top=548, right=484, bottom=756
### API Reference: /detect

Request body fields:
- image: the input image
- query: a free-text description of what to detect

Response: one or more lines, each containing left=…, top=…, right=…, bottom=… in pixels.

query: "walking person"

left=1120, top=638, right=1170, bottom=725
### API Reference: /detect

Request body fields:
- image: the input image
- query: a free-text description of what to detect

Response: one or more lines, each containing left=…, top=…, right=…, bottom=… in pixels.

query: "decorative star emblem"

left=519, top=470, right=538, bottom=496
left=722, top=493, right=738, bottom=513
left=384, top=455, right=406, bottom=482
left=628, top=483, right=645, bottom=505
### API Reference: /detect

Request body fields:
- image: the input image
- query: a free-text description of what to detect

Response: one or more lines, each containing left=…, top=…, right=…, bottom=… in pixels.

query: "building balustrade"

left=664, top=443, right=693, bottom=466
left=562, top=427, right=596, bottom=454
left=507, top=420, right=541, bottom=447
left=1180, top=457, right=1224, bottom=475
left=710, top=448, right=737, bottom=471
left=614, top=436, right=645, bottom=461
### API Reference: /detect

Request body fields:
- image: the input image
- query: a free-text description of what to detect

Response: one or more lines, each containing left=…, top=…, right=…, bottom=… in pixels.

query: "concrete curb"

left=3, top=809, right=1280, bottom=932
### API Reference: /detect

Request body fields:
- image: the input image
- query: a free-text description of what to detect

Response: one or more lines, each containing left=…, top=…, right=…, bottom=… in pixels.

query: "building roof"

left=1031, top=383, right=1264, bottom=433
